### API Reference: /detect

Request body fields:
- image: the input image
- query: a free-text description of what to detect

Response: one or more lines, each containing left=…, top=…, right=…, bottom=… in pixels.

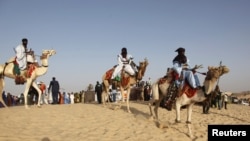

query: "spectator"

left=70, top=92, right=74, bottom=104
left=224, top=94, right=228, bottom=109
left=111, top=82, right=117, bottom=103
left=214, top=85, right=222, bottom=110
left=48, top=77, right=60, bottom=104
left=39, top=81, right=47, bottom=105
left=95, top=81, right=102, bottom=104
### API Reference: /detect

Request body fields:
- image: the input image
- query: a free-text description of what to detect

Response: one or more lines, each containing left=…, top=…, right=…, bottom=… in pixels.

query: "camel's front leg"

left=186, top=103, right=194, bottom=123
left=175, top=99, right=182, bottom=123
left=32, top=81, right=42, bottom=108
left=126, top=89, right=131, bottom=113
left=186, top=103, right=194, bottom=138
left=24, top=81, right=32, bottom=109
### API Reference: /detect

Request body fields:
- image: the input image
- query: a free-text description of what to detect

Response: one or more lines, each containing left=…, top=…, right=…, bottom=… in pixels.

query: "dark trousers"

left=52, top=91, right=59, bottom=104
left=97, top=92, right=102, bottom=104
left=224, top=102, right=227, bottom=109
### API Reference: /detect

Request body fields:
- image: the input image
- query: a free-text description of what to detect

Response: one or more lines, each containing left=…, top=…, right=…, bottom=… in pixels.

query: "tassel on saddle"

left=162, top=82, right=179, bottom=111
left=15, top=75, right=25, bottom=85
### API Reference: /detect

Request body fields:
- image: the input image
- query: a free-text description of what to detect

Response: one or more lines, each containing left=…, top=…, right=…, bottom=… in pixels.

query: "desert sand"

left=0, top=102, right=249, bottom=141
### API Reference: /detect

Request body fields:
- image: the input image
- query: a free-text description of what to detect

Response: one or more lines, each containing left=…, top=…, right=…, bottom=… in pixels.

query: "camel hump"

left=7, top=57, right=16, bottom=63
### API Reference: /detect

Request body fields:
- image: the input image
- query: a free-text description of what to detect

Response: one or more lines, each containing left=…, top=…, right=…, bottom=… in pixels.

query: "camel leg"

left=175, top=99, right=182, bottom=123
left=186, top=103, right=194, bottom=138
left=0, top=78, right=8, bottom=108
left=23, top=81, right=32, bottom=109
left=107, top=91, right=112, bottom=108
left=186, top=103, right=194, bottom=123
left=31, top=81, right=42, bottom=108
left=126, top=89, right=131, bottom=113
left=154, top=96, right=164, bottom=122
left=101, top=91, right=106, bottom=107
left=148, top=99, right=154, bottom=118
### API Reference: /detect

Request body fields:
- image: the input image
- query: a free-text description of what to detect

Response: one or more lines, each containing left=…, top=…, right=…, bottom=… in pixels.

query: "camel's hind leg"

left=148, top=98, right=155, bottom=119
left=23, top=79, right=33, bottom=109
left=148, top=94, right=164, bottom=122
left=0, top=77, right=8, bottom=108
left=153, top=95, right=164, bottom=122
left=31, top=81, right=42, bottom=108
left=102, top=91, right=107, bottom=107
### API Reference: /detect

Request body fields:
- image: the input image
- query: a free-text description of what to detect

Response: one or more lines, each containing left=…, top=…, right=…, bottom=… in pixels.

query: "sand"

left=0, top=102, right=249, bottom=141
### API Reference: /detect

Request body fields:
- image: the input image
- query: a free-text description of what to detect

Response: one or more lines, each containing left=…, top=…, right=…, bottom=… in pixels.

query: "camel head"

left=203, top=65, right=230, bottom=94
left=40, top=49, right=56, bottom=59
left=137, top=58, right=149, bottom=80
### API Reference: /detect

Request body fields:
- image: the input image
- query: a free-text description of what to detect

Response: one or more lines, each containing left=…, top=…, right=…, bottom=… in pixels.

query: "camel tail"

left=151, top=82, right=159, bottom=101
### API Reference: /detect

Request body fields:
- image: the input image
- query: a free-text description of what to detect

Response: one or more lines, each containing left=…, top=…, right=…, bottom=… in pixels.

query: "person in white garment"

left=15, top=38, right=28, bottom=70
left=111, top=47, right=137, bottom=81
left=14, top=38, right=36, bottom=84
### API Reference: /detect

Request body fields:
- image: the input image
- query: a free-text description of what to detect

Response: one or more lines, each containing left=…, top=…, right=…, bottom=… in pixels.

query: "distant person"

left=48, top=77, right=60, bottom=104
left=59, top=91, right=64, bottom=104
left=70, top=92, right=74, bottom=104
left=63, top=92, right=69, bottom=104
left=111, top=47, right=137, bottom=81
left=111, top=82, right=117, bottom=103
left=2, top=91, right=7, bottom=106
left=215, top=85, right=222, bottom=110
left=95, top=81, right=102, bottom=104
left=223, top=94, right=228, bottom=109
left=39, top=81, right=47, bottom=105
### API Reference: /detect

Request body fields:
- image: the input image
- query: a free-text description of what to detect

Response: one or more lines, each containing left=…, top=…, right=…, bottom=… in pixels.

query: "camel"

left=0, top=49, right=56, bottom=109
left=102, top=58, right=149, bottom=113
left=148, top=65, right=229, bottom=137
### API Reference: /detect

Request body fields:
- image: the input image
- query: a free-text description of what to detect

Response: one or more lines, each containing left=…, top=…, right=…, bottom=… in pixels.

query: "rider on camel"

left=111, top=47, right=137, bottom=81
left=172, top=47, right=201, bottom=89
left=14, top=38, right=36, bottom=84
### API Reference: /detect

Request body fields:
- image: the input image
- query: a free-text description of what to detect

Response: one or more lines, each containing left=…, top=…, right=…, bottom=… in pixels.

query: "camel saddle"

left=14, top=63, right=36, bottom=85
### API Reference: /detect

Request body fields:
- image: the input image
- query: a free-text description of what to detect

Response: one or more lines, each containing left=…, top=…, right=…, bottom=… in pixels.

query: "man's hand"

left=193, top=64, right=203, bottom=70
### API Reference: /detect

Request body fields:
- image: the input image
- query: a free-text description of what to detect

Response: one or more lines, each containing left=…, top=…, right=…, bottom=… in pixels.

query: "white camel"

left=102, top=58, right=149, bottom=113
left=0, top=49, right=56, bottom=109
left=148, top=65, right=229, bottom=137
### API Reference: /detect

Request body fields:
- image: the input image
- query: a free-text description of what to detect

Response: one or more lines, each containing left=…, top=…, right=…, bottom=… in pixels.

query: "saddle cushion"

left=180, top=83, right=197, bottom=98
left=121, top=76, right=130, bottom=87
left=26, top=64, right=36, bottom=78
left=105, top=68, right=114, bottom=80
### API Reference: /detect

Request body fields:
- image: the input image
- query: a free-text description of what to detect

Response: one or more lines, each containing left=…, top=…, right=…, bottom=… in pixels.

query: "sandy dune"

left=0, top=102, right=249, bottom=141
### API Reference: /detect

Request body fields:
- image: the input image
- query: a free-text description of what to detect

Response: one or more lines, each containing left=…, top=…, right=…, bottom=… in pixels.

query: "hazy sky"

left=0, top=0, right=249, bottom=96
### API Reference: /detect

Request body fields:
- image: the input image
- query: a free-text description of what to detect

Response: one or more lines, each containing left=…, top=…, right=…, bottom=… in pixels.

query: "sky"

left=0, top=0, right=249, bottom=96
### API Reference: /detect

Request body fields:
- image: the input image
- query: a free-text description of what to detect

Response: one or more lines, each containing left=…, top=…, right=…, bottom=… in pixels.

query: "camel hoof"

left=189, top=134, right=194, bottom=139
left=158, top=124, right=164, bottom=129
left=37, top=105, right=42, bottom=108
left=148, top=116, right=154, bottom=121
left=175, top=119, right=181, bottom=123
left=186, top=121, right=191, bottom=124
left=157, top=122, right=168, bottom=129
left=114, top=106, right=120, bottom=110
